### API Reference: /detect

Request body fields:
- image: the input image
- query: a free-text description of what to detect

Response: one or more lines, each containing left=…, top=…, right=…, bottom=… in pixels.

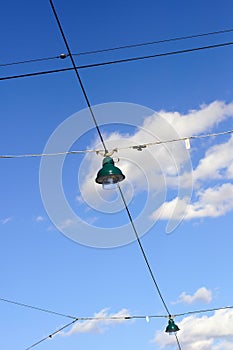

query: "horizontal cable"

left=0, top=54, right=67, bottom=67
left=2, top=296, right=233, bottom=322
left=1, top=27, right=233, bottom=68
left=22, top=303, right=233, bottom=350
left=1, top=40, right=233, bottom=81
left=73, top=28, right=233, bottom=56
left=0, top=296, right=164, bottom=320
left=2, top=295, right=233, bottom=350
left=175, top=305, right=233, bottom=317
left=0, top=129, right=232, bottom=159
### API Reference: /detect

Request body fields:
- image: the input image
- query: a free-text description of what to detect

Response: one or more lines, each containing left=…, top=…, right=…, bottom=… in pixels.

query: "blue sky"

left=1, top=1, right=233, bottom=349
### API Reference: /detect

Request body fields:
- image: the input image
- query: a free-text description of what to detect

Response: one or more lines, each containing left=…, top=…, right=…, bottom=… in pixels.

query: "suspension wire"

left=175, top=334, right=182, bottom=350
left=48, top=0, right=108, bottom=154
left=21, top=303, right=233, bottom=350
left=48, top=1, right=175, bottom=327
left=73, top=27, right=233, bottom=56
left=1, top=40, right=233, bottom=81
left=0, top=66, right=73, bottom=80
left=2, top=294, right=233, bottom=321
left=0, top=296, right=165, bottom=322
left=1, top=27, right=233, bottom=68
left=0, top=5, right=232, bottom=350
left=74, top=40, right=233, bottom=69
left=24, top=319, right=78, bottom=350
left=0, top=128, right=231, bottom=159
left=44, top=3, right=182, bottom=349
left=117, top=184, right=171, bottom=315
left=175, top=305, right=233, bottom=317
left=0, top=297, right=76, bottom=319
left=2, top=293, right=233, bottom=319
left=0, top=55, right=63, bottom=67
left=117, top=184, right=183, bottom=348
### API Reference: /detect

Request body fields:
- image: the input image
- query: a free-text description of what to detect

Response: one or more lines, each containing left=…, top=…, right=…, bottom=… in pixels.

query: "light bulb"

left=102, top=177, right=118, bottom=190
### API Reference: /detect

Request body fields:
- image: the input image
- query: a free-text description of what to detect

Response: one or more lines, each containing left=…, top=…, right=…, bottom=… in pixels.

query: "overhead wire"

left=0, top=54, right=67, bottom=67
left=0, top=297, right=76, bottom=320
left=117, top=185, right=182, bottom=350
left=22, top=305, right=233, bottom=350
left=2, top=295, right=233, bottom=350
left=72, top=27, right=233, bottom=56
left=175, top=305, right=233, bottom=318
left=0, top=128, right=232, bottom=159
left=22, top=304, right=233, bottom=350
left=1, top=27, right=233, bottom=67
left=48, top=0, right=181, bottom=348
left=0, top=295, right=164, bottom=320
left=175, top=334, right=182, bottom=350
left=1, top=295, right=233, bottom=321
left=24, top=319, right=78, bottom=350
left=117, top=184, right=171, bottom=315
left=49, top=0, right=108, bottom=154
left=1, top=40, right=233, bottom=81
left=7, top=4, right=232, bottom=350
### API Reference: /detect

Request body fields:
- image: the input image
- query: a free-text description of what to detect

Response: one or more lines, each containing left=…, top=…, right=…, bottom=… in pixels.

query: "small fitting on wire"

left=104, top=149, right=117, bottom=157
left=168, top=314, right=175, bottom=319
left=132, top=145, right=147, bottom=151
left=96, top=149, right=118, bottom=158
left=59, top=53, right=68, bottom=59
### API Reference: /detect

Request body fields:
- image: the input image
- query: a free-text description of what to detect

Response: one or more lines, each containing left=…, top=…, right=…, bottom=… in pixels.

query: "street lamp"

left=165, top=318, right=180, bottom=335
left=95, top=156, right=125, bottom=189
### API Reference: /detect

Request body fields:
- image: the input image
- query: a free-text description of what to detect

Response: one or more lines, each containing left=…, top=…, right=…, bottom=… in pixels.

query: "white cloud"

left=151, top=183, right=233, bottom=220
left=193, top=135, right=233, bottom=183
left=173, top=287, right=212, bottom=305
left=154, top=309, right=233, bottom=350
left=0, top=217, right=12, bottom=224
left=62, top=308, right=131, bottom=336
left=35, top=216, right=44, bottom=222
left=77, top=101, right=233, bottom=222
left=156, top=100, right=233, bottom=137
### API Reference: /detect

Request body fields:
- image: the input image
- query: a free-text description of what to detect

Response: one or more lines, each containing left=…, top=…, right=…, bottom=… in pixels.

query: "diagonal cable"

left=24, top=319, right=78, bottom=350
left=0, top=297, right=76, bottom=319
left=117, top=184, right=182, bottom=350
left=117, top=184, right=171, bottom=315
left=49, top=1, right=181, bottom=348
left=175, top=333, right=182, bottom=350
left=49, top=0, right=108, bottom=154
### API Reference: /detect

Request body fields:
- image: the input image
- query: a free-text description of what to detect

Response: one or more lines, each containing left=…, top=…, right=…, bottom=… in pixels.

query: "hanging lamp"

left=95, top=156, right=125, bottom=189
left=165, top=318, right=180, bottom=335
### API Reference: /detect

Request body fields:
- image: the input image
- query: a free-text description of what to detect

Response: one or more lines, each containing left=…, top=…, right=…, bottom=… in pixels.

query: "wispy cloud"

left=156, top=100, right=233, bottom=137
left=62, top=308, right=131, bottom=336
left=0, top=217, right=12, bottom=224
left=35, top=216, right=45, bottom=222
left=193, top=135, right=233, bottom=183
left=78, top=101, right=233, bottom=223
left=151, top=183, right=233, bottom=220
left=172, top=287, right=212, bottom=305
left=154, top=309, right=233, bottom=350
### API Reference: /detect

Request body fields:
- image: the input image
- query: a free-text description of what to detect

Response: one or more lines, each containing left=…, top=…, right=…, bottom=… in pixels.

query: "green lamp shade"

left=95, top=156, right=125, bottom=189
left=165, top=319, right=180, bottom=334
